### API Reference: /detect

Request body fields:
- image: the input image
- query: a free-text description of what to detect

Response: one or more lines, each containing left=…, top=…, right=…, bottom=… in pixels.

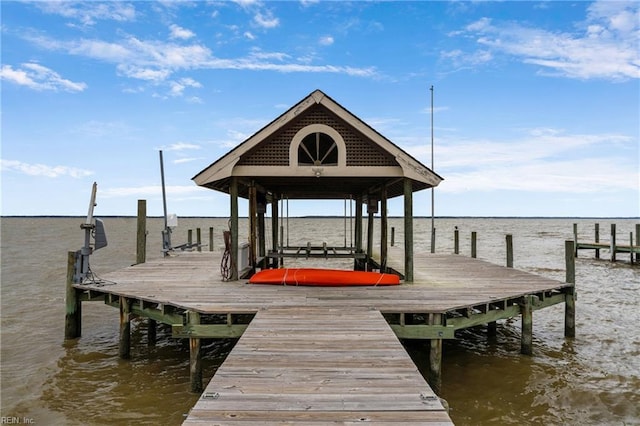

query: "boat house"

left=193, top=89, right=442, bottom=281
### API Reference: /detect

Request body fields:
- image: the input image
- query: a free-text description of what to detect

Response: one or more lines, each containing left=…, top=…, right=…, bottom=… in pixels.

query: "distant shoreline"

left=2, top=215, right=638, bottom=220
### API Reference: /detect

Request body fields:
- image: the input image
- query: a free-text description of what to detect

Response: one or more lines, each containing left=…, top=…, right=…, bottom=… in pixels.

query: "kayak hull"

left=248, top=268, right=400, bottom=286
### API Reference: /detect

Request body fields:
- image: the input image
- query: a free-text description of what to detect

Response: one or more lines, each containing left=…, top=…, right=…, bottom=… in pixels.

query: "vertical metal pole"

left=159, top=150, right=171, bottom=254
left=430, top=85, right=436, bottom=254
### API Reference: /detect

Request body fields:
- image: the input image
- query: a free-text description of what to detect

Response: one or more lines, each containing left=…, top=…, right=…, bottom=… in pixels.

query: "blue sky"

left=1, top=1, right=638, bottom=218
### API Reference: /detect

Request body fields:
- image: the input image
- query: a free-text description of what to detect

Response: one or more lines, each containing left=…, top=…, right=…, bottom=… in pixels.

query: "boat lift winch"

left=74, top=182, right=108, bottom=283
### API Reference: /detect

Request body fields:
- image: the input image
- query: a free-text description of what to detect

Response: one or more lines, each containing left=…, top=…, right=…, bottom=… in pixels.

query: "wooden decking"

left=72, top=250, right=574, bottom=425
left=183, top=307, right=451, bottom=425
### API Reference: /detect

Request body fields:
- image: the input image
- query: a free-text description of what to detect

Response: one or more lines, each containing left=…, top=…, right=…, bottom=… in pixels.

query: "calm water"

left=1, top=217, right=639, bottom=425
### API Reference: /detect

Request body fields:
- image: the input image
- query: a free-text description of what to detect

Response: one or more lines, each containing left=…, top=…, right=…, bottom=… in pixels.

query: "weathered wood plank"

left=184, top=307, right=451, bottom=424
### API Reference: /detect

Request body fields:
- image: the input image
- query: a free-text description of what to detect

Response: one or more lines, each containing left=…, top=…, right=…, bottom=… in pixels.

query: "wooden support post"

left=271, top=194, right=279, bottom=269
left=572, top=223, right=578, bottom=257
left=248, top=183, right=257, bottom=269
left=428, top=313, right=443, bottom=394
left=354, top=195, right=364, bottom=270
left=631, top=232, right=635, bottom=265
left=380, top=187, right=388, bottom=272
left=636, top=223, right=640, bottom=262
left=471, top=231, right=477, bottom=258
left=454, top=227, right=459, bottom=255
left=209, top=227, right=214, bottom=252
left=188, top=311, right=203, bottom=393
left=391, top=227, right=395, bottom=247
left=610, top=224, right=616, bottom=262
left=487, top=321, right=497, bottom=338
left=565, top=240, right=576, bottom=338
left=188, top=229, right=193, bottom=247
left=636, top=224, right=640, bottom=263
left=119, top=296, right=131, bottom=359
left=196, top=228, right=202, bottom=252
left=595, top=223, right=600, bottom=259
left=148, top=319, right=157, bottom=346
left=404, top=178, right=414, bottom=283
left=506, top=234, right=514, bottom=268
left=520, top=295, right=533, bottom=355
left=258, top=206, right=266, bottom=259
left=367, top=210, right=374, bottom=268
left=65, top=251, right=82, bottom=340
left=230, top=177, right=239, bottom=280
left=136, top=200, right=147, bottom=264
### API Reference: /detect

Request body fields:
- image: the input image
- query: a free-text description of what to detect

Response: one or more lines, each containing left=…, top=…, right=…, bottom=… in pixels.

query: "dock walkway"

left=70, top=250, right=575, bottom=425
left=184, top=307, right=450, bottom=424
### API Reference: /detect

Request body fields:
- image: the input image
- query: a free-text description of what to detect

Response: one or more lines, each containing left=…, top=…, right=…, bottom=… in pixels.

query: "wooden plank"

left=184, top=307, right=451, bottom=424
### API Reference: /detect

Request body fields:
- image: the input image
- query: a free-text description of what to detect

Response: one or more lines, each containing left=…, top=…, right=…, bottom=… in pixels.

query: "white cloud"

left=319, top=35, right=334, bottom=46
left=1, top=160, right=93, bottom=178
left=36, top=1, right=136, bottom=26
left=168, top=77, right=202, bottom=96
left=163, top=142, right=202, bottom=151
left=253, top=10, right=279, bottom=28
left=169, top=24, right=195, bottom=40
left=244, top=31, right=256, bottom=40
left=26, top=33, right=378, bottom=85
left=446, top=1, right=640, bottom=81
left=0, top=63, right=87, bottom=92
left=406, top=128, right=638, bottom=194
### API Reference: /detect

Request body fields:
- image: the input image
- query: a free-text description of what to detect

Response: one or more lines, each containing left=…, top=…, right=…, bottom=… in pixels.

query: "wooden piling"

left=136, top=200, right=147, bottom=264
left=188, top=229, right=193, bottom=248
left=391, top=227, right=395, bottom=247
left=64, top=251, right=81, bottom=340
left=147, top=319, right=157, bottom=346
left=209, top=227, right=214, bottom=252
left=636, top=224, right=640, bottom=263
left=564, top=240, right=576, bottom=338
left=573, top=223, right=578, bottom=256
left=188, top=311, right=203, bottom=393
left=610, top=224, right=616, bottom=262
left=506, top=234, right=514, bottom=268
left=595, top=223, right=600, bottom=259
left=471, top=231, right=477, bottom=258
left=453, top=227, right=459, bottom=255
left=196, top=228, right=202, bottom=252
left=428, top=313, right=443, bottom=393
left=119, top=296, right=131, bottom=359
left=520, top=295, right=533, bottom=355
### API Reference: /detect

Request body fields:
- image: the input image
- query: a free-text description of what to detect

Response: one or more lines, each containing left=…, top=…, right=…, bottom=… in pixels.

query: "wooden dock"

left=184, top=307, right=450, bottom=424
left=573, top=223, right=640, bottom=263
left=67, top=247, right=575, bottom=425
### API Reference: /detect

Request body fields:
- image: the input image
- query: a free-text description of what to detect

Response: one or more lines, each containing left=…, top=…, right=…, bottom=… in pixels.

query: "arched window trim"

left=289, top=124, right=346, bottom=168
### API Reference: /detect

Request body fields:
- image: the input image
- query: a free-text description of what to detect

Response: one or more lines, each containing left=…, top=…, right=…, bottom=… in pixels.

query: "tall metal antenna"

left=430, top=85, right=436, bottom=254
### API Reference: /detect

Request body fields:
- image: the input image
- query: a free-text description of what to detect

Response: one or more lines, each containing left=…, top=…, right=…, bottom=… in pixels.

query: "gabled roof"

left=192, top=89, right=442, bottom=200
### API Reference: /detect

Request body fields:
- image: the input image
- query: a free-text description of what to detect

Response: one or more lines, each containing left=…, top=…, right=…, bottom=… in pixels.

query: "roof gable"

left=193, top=89, right=442, bottom=199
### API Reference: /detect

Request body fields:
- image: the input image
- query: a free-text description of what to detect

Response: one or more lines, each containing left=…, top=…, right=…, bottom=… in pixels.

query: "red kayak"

left=248, top=268, right=400, bottom=286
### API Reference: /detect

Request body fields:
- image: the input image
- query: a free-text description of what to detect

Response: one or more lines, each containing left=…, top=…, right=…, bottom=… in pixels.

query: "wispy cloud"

left=24, top=32, right=377, bottom=92
left=1, top=159, right=93, bottom=178
left=1, top=63, right=87, bottom=92
left=319, top=35, right=334, bottom=46
left=405, top=128, right=638, bottom=193
left=162, top=142, right=202, bottom=151
left=36, top=1, right=136, bottom=26
left=445, top=1, right=640, bottom=81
